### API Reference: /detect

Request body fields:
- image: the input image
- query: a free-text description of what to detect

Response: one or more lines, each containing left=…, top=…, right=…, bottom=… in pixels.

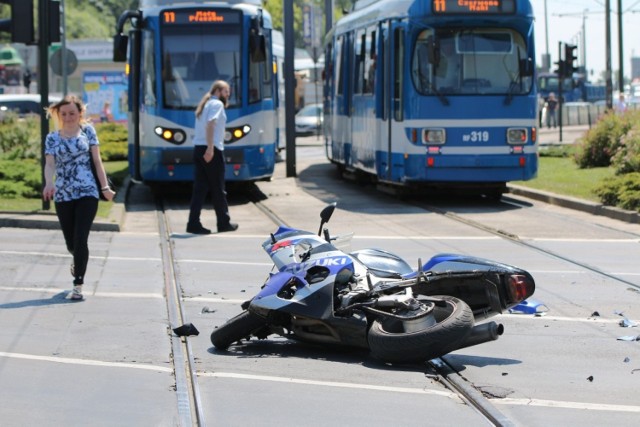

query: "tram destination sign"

left=161, top=8, right=241, bottom=25
left=432, top=0, right=515, bottom=14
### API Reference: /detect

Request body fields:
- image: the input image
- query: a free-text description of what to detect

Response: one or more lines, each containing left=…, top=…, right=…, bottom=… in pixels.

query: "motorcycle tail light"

left=507, top=274, right=534, bottom=303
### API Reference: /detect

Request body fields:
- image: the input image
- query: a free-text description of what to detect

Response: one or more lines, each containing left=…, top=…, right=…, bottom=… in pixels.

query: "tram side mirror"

left=113, top=34, right=128, bottom=62
left=250, top=34, right=266, bottom=63
left=519, top=58, right=534, bottom=77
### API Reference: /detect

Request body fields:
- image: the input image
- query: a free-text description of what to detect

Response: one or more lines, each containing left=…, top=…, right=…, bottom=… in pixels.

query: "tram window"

left=393, top=27, right=404, bottom=121
left=261, top=31, right=273, bottom=100
left=457, top=32, right=513, bottom=54
left=337, top=36, right=346, bottom=96
left=353, top=30, right=366, bottom=94
left=142, top=31, right=156, bottom=107
left=162, top=28, right=241, bottom=108
left=364, top=28, right=376, bottom=94
left=412, top=28, right=531, bottom=96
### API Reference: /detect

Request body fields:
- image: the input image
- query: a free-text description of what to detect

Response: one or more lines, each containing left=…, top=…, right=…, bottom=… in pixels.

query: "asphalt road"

left=1, top=133, right=639, bottom=426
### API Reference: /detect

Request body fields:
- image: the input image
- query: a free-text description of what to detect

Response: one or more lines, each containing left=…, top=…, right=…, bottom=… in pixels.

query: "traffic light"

left=553, top=59, right=566, bottom=78
left=0, top=1, right=34, bottom=44
left=564, top=43, right=578, bottom=75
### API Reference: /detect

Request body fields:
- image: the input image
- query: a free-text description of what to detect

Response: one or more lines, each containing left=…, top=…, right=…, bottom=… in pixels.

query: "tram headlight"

left=422, top=128, right=446, bottom=145
left=507, top=128, right=528, bottom=145
left=224, top=124, right=252, bottom=144
left=154, top=126, right=187, bottom=145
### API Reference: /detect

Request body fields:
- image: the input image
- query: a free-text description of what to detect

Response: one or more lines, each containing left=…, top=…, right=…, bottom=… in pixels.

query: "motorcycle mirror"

left=318, top=203, right=337, bottom=236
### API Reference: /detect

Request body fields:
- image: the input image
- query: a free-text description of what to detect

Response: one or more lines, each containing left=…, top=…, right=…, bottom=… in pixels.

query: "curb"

left=1, top=180, right=637, bottom=231
left=0, top=177, right=130, bottom=232
left=507, top=184, right=639, bottom=224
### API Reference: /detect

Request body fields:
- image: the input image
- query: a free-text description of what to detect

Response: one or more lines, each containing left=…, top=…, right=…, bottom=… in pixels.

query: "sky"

left=531, top=0, right=640, bottom=80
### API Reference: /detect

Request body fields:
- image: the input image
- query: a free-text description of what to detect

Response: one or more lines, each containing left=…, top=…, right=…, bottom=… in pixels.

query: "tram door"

left=351, top=27, right=377, bottom=172
left=379, top=21, right=404, bottom=181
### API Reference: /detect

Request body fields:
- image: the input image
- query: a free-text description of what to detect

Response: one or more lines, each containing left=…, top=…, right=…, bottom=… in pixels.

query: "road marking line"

left=493, top=397, right=640, bottom=413
left=199, top=371, right=460, bottom=400
left=0, top=351, right=173, bottom=373
left=504, top=314, right=635, bottom=324
left=0, top=250, right=269, bottom=266
left=0, top=286, right=163, bottom=299
left=527, top=238, right=640, bottom=243
left=188, top=297, right=245, bottom=304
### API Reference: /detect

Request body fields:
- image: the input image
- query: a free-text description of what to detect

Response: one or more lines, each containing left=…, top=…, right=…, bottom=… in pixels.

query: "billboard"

left=82, top=71, right=128, bottom=123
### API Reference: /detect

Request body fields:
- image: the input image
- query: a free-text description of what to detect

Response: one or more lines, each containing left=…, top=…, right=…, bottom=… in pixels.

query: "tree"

left=263, top=0, right=353, bottom=48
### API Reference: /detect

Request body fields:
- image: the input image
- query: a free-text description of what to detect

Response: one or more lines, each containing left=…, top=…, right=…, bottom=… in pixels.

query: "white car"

left=295, top=103, right=323, bottom=136
left=0, top=94, right=61, bottom=118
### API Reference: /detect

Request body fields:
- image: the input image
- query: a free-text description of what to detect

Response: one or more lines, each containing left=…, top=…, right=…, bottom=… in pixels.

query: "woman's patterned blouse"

left=45, top=124, right=100, bottom=203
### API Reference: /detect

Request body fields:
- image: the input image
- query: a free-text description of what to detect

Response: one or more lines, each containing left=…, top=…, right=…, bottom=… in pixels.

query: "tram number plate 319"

left=463, top=131, right=490, bottom=142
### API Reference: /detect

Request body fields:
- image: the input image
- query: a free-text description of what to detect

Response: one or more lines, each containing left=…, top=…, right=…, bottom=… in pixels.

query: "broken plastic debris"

left=173, top=323, right=200, bottom=337
left=616, top=335, right=640, bottom=341
left=509, top=299, right=549, bottom=315
left=619, top=318, right=639, bottom=328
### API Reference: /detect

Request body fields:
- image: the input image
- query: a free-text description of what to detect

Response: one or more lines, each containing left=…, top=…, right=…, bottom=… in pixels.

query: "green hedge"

left=594, top=173, right=640, bottom=212
left=0, top=117, right=128, bottom=198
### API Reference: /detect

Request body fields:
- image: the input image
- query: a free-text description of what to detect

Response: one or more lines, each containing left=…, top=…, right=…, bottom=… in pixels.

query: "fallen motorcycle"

left=211, top=203, right=535, bottom=363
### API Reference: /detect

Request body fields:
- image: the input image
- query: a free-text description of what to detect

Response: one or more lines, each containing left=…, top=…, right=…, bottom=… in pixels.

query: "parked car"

left=295, top=103, right=323, bottom=136
left=0, top=94, right=61, bottom=119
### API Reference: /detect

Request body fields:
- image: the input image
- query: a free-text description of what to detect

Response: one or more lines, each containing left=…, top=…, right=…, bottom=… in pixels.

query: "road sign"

left=50, top=47, right=78, bottom=76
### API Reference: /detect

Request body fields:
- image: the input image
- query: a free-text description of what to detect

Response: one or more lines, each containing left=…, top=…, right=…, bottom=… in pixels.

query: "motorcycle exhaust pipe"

left=454, top=322, right=504, bottom=352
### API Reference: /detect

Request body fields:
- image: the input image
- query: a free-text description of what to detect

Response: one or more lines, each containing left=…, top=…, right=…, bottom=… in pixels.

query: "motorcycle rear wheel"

left=367, top=295, right=473, bottom=363
left=210, top=311, right=266, bottom=350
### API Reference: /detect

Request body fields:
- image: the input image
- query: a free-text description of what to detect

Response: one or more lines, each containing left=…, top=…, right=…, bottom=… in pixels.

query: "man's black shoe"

left=186, top=225, right=211, bottom=235
left=218, top=222, right=238, bottom=233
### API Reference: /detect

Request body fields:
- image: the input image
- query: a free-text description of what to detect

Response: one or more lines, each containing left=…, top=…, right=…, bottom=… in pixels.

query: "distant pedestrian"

left=100, top=101, right=112, bottom=122
left=186, top=80, right=238, bottom=234
left=43, top=95, right=116, bottom=301
left=615, top=94, right=627, bottom=114
left=545, top=93, right=558, bottom=128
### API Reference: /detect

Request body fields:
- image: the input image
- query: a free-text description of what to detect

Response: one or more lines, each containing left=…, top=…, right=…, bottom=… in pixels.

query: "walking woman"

left=186, top=80, right=238, bottom=234
left=42, top=95, right=116, bottom=301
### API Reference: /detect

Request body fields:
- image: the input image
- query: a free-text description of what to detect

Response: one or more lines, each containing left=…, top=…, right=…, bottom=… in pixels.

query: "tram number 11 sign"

left=432, top=0, right=516, bottom=14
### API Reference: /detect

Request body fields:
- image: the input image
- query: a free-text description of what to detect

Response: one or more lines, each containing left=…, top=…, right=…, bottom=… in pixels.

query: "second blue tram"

left=114, top=0, right=277, bottom=183
left=323, top=0, right=538, bottom=195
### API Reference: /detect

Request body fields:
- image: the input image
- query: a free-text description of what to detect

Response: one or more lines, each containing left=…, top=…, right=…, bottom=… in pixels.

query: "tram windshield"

left=413, top=28, right=533, bottom=96
left=161, top=26, right=242, bottom=109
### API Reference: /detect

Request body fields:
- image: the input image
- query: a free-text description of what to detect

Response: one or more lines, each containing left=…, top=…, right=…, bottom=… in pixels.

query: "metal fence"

left=556, top=102, right=640, bottom=127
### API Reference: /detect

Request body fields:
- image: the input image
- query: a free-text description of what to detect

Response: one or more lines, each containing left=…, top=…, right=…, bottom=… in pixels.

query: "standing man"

left=545, top=92, right=558, bottom=128
left=186, top=80, right=238, bottom=234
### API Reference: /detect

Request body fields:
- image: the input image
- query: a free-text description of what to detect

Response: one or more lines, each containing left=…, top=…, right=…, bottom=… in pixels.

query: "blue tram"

left=114, top=0, right=277, bottom=183
left=323, top=0, right=538, bottom=195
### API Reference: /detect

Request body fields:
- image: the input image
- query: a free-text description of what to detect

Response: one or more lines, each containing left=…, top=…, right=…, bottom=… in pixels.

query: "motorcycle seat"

left=350, top=248, right=413, bottom=279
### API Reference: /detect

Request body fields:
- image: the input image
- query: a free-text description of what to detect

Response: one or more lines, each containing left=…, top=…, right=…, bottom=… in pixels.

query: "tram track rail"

left=413, top=197, right=640, bottom=292
left=156, top=197, right=206, bottom=426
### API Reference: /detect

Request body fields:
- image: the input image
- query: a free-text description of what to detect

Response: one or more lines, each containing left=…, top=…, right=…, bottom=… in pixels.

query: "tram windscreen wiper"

left=431, top=84, right=450, bottom=106
left=503, top=79, right=520, bottom=105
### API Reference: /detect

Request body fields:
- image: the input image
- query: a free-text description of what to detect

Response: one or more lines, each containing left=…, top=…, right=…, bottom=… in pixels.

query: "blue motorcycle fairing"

left=402, top=254, right=523, bottom=279
left=255, top=271, right=302, bottom=300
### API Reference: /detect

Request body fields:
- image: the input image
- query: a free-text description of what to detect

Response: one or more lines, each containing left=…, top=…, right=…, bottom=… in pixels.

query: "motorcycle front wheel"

left=210, top=311, right=266, bottom=350
left=367, top=295, right=473, bottom=363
